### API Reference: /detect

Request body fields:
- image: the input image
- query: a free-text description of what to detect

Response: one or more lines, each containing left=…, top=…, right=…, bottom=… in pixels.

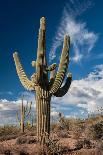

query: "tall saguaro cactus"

left=13, top=17, right=72, bottom=142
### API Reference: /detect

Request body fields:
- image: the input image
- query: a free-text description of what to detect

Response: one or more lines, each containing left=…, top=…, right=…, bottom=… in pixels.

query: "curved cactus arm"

left=49, top=35, right=70, bottom=94
left=49, top=69, right=56, bottom=88
left=13, top=52, right=35, bottom=91
left=53, top=73, right=72, bottom=97
left=47, top=63, right=57, bottom=88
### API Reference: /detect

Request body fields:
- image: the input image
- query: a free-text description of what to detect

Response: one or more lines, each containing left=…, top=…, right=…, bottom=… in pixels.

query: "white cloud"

left=51, top=111, right=59, bottom=117
left=0, top=65, right=103, bottom=125
left=0, top=95, right=36, bottom=125
left=49, top=0, right=98, bottom=63
left=52, top=64, right=103, bottom=116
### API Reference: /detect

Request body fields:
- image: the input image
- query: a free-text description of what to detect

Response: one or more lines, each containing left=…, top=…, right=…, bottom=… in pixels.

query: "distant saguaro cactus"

left=13, top=17, right=72, bottom=143
left=16, top=97, right=32, bottom=133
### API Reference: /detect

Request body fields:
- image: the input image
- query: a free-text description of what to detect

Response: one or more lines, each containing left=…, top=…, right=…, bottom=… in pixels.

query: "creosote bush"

left=0, top=125, right=20, bottom=137
left=87, top=121, right=103, bottom=140
left=16, top=135, right=37, bottom=144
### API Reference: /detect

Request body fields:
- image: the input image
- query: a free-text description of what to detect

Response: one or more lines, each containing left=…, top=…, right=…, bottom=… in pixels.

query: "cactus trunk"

left=21, top=98, right=24, bottom=133
left=13, top=17, right=72, bottom=144
left=36, top=87, right=51, bottom=142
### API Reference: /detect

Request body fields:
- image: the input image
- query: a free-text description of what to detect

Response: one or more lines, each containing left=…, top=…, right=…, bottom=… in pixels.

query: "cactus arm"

left=16, top=112, right=21, bottom=126
left=16, top=112, right=20, bottom=122
left=36, top=17, right=47, bottom=82
left=26, top=101, right=32, bottom=117
left=25, top=101, right=28, bottom=112
left=13, top=52, right=35, bottom=91
left=49, top=69, right=56, bottom=88
left=25, top=101, right=29, bottom=112
left=37, top=17, right=46, bottom=61
left=49, top=35, right=70, bottom=94
left=47, top=63, right=57, bottom=88
left=46, top=63, right=57, bottom=71
left=53, top=73, right=72, bottom=97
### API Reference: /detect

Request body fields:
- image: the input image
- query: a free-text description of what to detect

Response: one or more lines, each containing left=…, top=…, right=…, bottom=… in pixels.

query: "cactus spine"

left=16, top=97, right=32, bottom=132
left=13, top=17, right=72, bottom=143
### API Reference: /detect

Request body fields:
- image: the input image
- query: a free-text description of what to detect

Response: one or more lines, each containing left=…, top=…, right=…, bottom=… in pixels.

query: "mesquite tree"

left=13, top=17, right=72, bottom=142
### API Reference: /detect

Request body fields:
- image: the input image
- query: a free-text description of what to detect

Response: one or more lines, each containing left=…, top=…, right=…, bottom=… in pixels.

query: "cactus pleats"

left=13, top=17, right=72, bottom=144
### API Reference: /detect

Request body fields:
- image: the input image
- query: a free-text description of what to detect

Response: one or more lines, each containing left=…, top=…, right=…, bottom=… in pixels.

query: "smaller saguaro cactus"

left=29, top=113, right=36, bottom=127
left=16, top=96, right=32, bottom=132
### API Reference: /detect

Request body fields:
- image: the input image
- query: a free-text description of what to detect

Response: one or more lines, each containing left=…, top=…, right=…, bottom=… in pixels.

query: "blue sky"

left=0, top=0, right=103, bottom=125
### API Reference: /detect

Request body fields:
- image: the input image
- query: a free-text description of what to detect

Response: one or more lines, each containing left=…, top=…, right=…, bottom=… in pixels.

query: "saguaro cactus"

left=13, top=17, right=72, bottom=142
left=16, top=97, right=32, bottom=132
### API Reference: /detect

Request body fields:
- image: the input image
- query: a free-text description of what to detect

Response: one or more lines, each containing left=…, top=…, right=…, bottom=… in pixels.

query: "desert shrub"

left=4, top=150, right=11, bottom=155
left=31, top=144, right=43, bottom=155
left=51, top=117, right=85, bottom=134
left=67, top=118, right=85, bottom=140
left=87, top=121, right=103, bottom=140
left=60, top=145, right=71, bottom=154
left=12, top=146, right=29, bottom=155
left=59, top=117, right=70, bottom=130
left=36, top=132, right=63, bottom=155
left=57, top=130, right=69, bottom=138
left=96, top=141, right=103, bottom=151
left=15, top=150, right=29, bottom=155
left=51, top=123, right=63, bottom=132
left=75, top=140, right=84, bottom=150
left=0, top=134, right=19, bottom=141
left=75, top=139, right=92, bottom=150
left=83, top=139, right=92, bottom=149
left=72, top=128, right=82, bottom=139
left=0, top=125, right=20, bottom=137
left=69, top=118, right=85, bottom=130
left=75, top=149, right=103, bottom=155
left=0, top=143, right=12, bottom=155
left=16, top=135, right=37, bottom=144
left=51, top=123, right=57, bottom=131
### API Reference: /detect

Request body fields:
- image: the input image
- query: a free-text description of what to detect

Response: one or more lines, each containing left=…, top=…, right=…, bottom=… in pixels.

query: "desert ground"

left=0, top=115, right=103, bottom=155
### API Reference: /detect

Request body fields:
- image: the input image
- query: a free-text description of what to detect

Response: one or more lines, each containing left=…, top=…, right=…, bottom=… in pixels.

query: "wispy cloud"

left=0, top=91, right=13, bottom=96
left=49, top=0, right=98, bottom=63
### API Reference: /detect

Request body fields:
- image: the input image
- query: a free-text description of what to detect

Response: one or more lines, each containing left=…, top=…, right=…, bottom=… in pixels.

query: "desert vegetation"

left=0, top=17, right=102, bottom=155
left=0, top=114, right=103, bottom=155
left=13, top=16, right=72, bottom=143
